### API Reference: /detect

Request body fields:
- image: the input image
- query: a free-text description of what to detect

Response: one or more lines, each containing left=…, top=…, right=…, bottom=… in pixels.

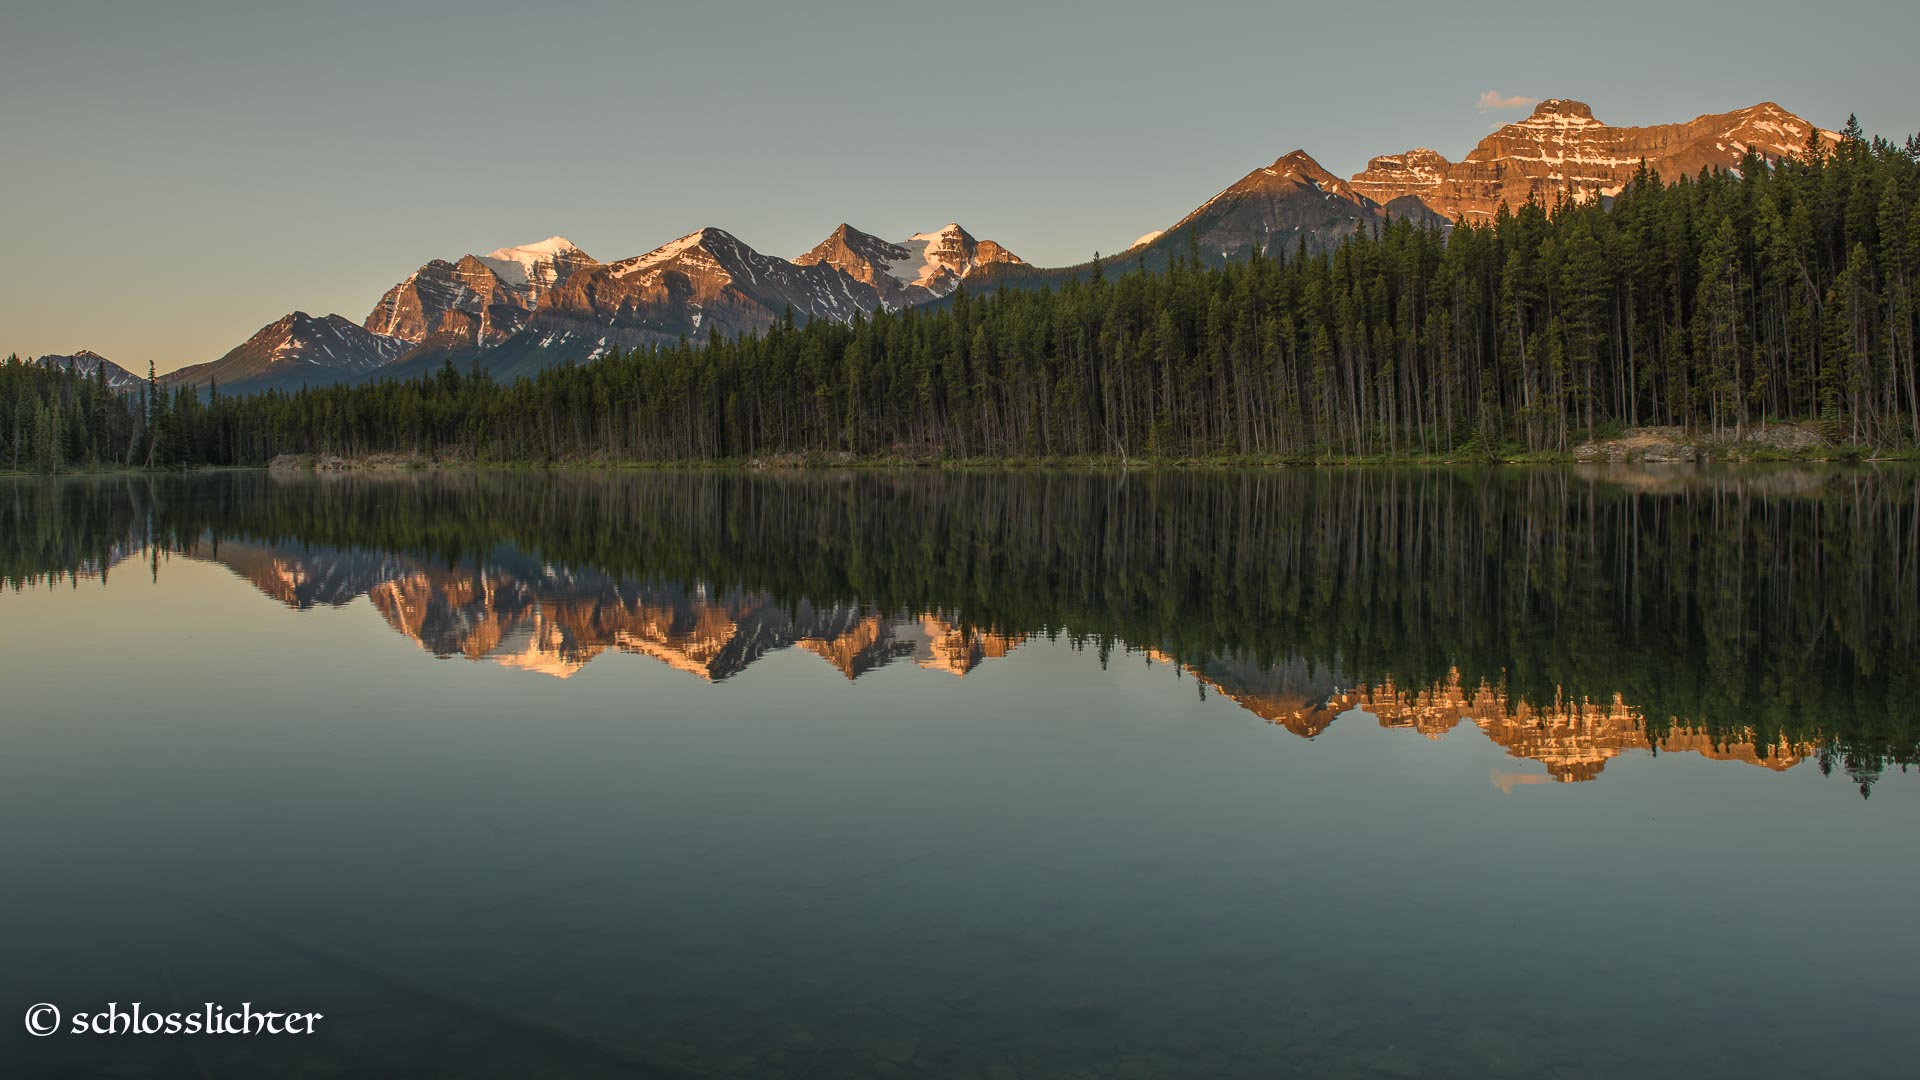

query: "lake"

left=2, top=466, right=1915, bottom=1079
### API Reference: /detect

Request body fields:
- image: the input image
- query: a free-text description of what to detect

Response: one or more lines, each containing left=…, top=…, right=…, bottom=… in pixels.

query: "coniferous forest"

left=5, top=123, right=1919, bottom=469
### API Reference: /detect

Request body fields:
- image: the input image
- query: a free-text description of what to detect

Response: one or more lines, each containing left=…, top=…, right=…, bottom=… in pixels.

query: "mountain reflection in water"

left=242, top=546, right=1027, bottom=682
left=5, top=465, right=1915, bottom=794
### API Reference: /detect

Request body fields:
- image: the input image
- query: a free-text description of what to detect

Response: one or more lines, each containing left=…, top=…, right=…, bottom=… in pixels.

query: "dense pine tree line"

left=5, top=121, right=1919, bottom=468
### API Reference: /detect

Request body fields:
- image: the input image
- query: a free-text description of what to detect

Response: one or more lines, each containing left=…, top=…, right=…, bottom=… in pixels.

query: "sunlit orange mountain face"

left=108, top=98, right=1842, bottom=399
left=6, top=466, right=1912, bottom=795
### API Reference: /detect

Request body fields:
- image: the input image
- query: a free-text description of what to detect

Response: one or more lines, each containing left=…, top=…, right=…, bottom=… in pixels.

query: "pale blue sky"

left=3, top=0, right=1914, bottom=373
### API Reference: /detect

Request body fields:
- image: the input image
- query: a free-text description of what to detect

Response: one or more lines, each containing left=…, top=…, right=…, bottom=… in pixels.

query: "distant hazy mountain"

left=156, top=97, right=1837, bottom=395
left=31, top=350, right=143, bottom=390
left=164, top=312, right=408, bottom=393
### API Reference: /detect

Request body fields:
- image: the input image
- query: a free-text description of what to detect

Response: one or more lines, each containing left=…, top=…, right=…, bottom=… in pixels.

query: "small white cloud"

left=1477, top=91, right=1537, bottom=112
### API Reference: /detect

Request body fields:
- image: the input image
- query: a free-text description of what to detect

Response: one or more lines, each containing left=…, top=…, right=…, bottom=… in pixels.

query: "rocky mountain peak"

left=1267, top=150, right=1357, bottom=198
left=1527, top=98, right=1597, bottom=122
left=796, top=225, right=911, bottom=287
left=893, top=223, right=1024, bottom=297
left=606, top=229, right=725, bottom=280
left=266, top=312, right=354, bottom=343
left=972, top=239, right=1021, bottom=265
left=1349, top=148, right=1452, bottom=207
left=364, top=254, right=533, bottom=346
left=1716, top=102, right=1840, bottom=155
left=1350, top=97, right=1838, bottom=222
left=1155, top=147, right=1378, bottom=261
left=793, top=221, right=1021, bottom=308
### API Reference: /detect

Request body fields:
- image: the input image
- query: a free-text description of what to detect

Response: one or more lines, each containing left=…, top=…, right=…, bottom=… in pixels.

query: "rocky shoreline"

left=1570, top=423, right=1831, bottom=463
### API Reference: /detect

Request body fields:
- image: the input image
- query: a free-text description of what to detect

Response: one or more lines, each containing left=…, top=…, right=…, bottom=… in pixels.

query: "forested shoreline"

left=5, top=121, right=1918, bottom=470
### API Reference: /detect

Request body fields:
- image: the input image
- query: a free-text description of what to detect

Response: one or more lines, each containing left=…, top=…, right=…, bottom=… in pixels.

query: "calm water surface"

left=2, top=467, right=1915, bottom=1079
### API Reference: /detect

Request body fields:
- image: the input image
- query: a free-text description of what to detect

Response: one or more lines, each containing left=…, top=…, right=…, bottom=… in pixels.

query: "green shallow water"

left=1, top=467, right=1915, bottom=1078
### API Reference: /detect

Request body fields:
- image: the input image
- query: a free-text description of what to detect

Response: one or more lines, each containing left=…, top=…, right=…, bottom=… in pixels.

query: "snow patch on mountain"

left=881, top=224, right=995, bottom=292
left=608, top=231, right=712, bottom=280
left=478, top=236, right=586, bottom=289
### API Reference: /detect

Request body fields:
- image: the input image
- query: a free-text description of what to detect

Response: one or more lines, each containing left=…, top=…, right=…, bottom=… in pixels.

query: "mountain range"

left=32, top=99, right=1841, bottom=396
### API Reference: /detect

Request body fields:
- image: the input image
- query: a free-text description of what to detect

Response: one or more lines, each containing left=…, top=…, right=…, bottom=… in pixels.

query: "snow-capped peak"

left=478, top=236, right=589, bottom=289
left=488, top=236, right=579, bottom=259
left=884, top=223, right=981, bottom=291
